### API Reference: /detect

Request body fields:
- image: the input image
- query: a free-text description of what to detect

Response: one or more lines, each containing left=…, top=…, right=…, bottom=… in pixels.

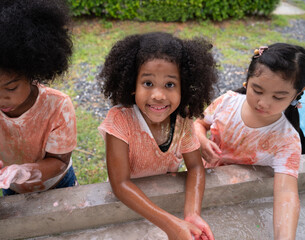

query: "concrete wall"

left=1, top=157, right=305, bottom=240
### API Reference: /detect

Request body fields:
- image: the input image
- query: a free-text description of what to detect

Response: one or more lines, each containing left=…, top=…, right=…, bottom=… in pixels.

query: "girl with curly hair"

left=98, top=32, right=217, bottom=240
left=194, top=43, right=305, bottom=239
left=0, top=0, right=77, bottom=195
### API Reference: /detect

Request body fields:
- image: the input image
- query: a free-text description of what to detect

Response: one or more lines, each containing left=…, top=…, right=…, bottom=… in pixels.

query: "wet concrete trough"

left=1, top=156, right=305, bottom=240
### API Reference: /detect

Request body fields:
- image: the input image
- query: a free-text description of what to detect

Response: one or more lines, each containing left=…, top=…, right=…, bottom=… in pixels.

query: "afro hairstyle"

left=99, top=32, right=218, bottom=118
left=0, top=0, right=73, bottom=83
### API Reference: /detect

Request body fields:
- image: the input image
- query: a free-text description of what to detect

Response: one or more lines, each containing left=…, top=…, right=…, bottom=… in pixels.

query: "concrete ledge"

left=1, top=160, right=305, bottom=239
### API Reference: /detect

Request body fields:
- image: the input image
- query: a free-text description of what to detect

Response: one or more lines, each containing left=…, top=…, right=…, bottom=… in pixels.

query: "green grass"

left=73, top=108, right=107, bottom=185
left=56, top=13, right=305, bottom=186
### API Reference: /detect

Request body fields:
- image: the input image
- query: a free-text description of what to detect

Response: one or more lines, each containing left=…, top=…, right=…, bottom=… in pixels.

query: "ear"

left=242, top=82, right=247, bottom=88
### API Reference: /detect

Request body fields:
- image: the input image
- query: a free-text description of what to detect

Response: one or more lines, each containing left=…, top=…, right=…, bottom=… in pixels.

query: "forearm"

left=273, top=191, right=300, bottom=240
left=184, top=160, right=205, bottom=217
left=28, top=157, right=67, bottom=182
left=194, top=119, right=209, bottom=146
left=273, top=173, right=300, bottom=240
left=10, top=157, right=68, bottom=193
left=112, top=179, right=181, bottom=234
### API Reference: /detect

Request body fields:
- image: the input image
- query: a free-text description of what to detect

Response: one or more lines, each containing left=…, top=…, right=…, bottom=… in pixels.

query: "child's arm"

left=106, top=133, right=203, bottom=240
left=193, top=119, right=221, bottom=163
left=183, top=150, right=215, bottom=240
left=2, top=152, right=71, bottom=193
left=273, top=173, right=300, bottom=240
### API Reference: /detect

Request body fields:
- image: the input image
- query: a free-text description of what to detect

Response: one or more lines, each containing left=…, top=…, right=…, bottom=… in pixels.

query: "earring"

left=243, top=82, right=247, bottom=88
left=291, top=99, right=302, bottom=108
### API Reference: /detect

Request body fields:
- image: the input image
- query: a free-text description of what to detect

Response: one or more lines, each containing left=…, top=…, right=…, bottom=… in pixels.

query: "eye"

left=253, top=89, right=262, bottom=95
left=6, top=86, right=18, bottom=92
left=143, top=81, right=153, bottom=87
left=273, top=96, right=284, bottom=100
left=165, top=82, right=175, bottom=88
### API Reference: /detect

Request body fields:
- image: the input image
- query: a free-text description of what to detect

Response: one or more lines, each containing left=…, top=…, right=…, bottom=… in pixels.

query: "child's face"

left=135, top=59, right=181, bottom=126
left=0, top=71, right=36, bottom=117
left=246, top=65, right=297, bottom=124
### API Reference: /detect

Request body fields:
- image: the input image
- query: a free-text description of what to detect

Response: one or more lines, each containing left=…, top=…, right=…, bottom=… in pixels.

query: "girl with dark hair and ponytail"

left=194, top=43, right=305, bottom=239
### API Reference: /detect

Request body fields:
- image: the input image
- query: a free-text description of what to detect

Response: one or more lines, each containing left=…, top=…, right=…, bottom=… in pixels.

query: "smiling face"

left=0, top=71, right=37, bottom=117
left=244, top=64, right=297, bottom=126
left=135, top=59, right=181, bottom=127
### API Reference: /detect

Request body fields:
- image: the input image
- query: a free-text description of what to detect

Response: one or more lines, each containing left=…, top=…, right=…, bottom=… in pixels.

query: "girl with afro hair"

left=98, top=32, right=217, bottom=240
left=0, top=0, right=77, bottom=195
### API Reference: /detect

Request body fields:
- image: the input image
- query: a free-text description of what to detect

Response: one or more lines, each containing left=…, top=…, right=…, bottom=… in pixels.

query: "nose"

left=151, top=88, right=166, bottom=101
left=257, top=97, right=269, bottom=109
left=0, top=92, right=10, bottom=104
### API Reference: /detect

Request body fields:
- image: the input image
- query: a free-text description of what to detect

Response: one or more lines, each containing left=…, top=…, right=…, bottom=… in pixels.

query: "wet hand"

left=0, top=163, right=42, bottom=189
left=166, top=218, right=203, bottom=240
left=200, top=139, right=221, bottom=164
left=185, top=214, right=215, bottom=240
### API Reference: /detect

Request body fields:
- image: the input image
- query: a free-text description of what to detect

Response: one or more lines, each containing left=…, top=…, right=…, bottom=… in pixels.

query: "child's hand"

left=0, top=163, right=42, bottom=189
left=166, top=217, right=203, bottom=240
left=185, top=214, right=215, bottom=240
left=200, top=139, right=221, bottom=164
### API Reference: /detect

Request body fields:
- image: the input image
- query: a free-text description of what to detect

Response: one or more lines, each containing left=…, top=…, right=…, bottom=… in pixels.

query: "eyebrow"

left=252, top=83, right=290, bottom=95
left=140, top=73, right=179, bottom=80
left=2, top=78, right=20, bottom=87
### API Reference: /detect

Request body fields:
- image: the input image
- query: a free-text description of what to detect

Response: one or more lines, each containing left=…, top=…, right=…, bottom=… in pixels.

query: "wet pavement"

left=29, top=191, right=305, bottom=240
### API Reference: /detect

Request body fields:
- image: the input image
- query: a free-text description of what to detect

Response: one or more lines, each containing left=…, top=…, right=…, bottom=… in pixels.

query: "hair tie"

left=253, top=46, right=268, bottom=58
left=291, top=99, right=302, bottom=108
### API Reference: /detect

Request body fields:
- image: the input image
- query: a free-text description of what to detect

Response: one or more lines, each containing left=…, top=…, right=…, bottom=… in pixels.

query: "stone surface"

left=28, top=192, right=305, bottom=240
left=1, top=161, right=305, bottom=240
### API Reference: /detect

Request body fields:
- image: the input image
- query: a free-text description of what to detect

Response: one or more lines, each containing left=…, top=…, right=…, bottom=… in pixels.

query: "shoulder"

left=105, top=105, right=134, bottom=119
left=268, top=116, right=301, bottom=150
left=39, top=84, right=71, bottom=103
left=205, top=91, right=242, bottom=115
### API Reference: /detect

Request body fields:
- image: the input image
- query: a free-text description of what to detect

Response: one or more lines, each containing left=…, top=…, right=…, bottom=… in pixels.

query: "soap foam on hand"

left=0, top=164, right=42, bottom=189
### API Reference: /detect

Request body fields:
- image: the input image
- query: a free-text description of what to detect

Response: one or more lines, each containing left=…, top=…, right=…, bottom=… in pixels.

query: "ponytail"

left=285, top=93, right=305, bottom=153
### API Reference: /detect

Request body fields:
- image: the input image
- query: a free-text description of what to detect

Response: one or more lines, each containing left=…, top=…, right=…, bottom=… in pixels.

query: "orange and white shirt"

left=98, top=105, right=200, bottom=178
left=203, top=91, right=301, bottom=178
left=0, top=84, right=77, bottom=167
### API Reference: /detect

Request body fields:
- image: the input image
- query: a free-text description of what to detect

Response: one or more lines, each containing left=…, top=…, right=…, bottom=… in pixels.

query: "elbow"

left=109, top=178, right=130, bottom=199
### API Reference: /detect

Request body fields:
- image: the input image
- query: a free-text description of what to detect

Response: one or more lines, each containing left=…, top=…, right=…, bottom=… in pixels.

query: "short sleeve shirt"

left=98, top=105, right=200, bottom=178
left=0, top=84, right=77, bottom=166
left=204, top=91, right=301, bottom=178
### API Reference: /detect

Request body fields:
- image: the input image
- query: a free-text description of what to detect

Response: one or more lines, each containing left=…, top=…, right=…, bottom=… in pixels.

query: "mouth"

left=0, top=107, right=14, bottom=113
left=147, top=104, right=169, bottom=112
left=255, top=108, right=267, bottom=114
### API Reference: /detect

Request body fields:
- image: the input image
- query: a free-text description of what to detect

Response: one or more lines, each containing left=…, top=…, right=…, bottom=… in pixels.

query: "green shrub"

left=67, top=0, right=280, bottom=22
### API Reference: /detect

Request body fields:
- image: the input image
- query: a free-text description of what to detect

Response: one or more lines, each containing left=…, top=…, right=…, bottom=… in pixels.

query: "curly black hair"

left=99, top=32, right=218, bottom=118
left=0, top=0, right=73, bottom=83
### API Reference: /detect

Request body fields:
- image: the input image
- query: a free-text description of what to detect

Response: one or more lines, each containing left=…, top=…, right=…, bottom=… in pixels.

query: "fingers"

left=210, top=142, right=222, bottom=155
left=201, top=140, right=222, bottom=164
left=201, top=226, right=215, bottom=240
left=0, top=164, right=39, bottom=189
left=185, top=215, right=215, bottom=240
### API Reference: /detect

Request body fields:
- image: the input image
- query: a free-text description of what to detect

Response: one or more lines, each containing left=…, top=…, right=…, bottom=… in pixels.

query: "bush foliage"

left=67, top=0, right=280, bottom=22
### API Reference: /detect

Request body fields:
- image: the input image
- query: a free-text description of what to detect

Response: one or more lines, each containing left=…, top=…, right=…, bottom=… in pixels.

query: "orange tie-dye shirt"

left=204, top=91, right=301, bottom=178
left=98, top=105, right=200, bottom=178
left=0, top=84, right=77, bottom=166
